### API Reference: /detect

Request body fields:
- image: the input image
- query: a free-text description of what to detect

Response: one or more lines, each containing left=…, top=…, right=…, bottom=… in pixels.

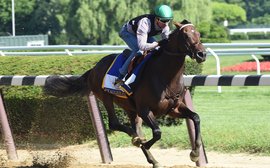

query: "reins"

left=163, top=48, right=188, bottom=56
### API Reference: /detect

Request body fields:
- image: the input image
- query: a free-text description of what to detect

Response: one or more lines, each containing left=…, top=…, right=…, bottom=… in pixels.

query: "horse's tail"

left=44, top=70, right=91, bottom=97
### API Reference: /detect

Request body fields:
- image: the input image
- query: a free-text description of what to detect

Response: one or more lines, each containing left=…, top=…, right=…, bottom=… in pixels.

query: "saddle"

left=102, top=49, right=155, bottom=97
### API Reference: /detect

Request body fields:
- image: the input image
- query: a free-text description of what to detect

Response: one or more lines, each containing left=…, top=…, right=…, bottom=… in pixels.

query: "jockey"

left=116, top=4, right=173, bottom=84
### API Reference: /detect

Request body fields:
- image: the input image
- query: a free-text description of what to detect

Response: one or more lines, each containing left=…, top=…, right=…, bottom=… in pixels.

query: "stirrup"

left=114, top=78, right=124, bottom=87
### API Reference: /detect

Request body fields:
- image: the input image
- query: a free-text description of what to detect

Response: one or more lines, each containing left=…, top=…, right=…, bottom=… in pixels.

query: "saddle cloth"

left=102, top=49, right=153, bottom=98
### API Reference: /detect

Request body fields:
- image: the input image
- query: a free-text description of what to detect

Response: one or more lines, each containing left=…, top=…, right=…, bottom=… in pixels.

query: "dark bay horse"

left=44, top=20, right=206, bottom=168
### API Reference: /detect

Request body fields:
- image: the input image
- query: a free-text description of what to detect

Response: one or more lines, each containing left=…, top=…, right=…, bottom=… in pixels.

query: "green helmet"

left=154, top=5, right=173, bottom=21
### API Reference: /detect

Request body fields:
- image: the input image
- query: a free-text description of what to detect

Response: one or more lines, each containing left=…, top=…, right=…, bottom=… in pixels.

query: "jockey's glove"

left=158, top=38, right=169, bottom=47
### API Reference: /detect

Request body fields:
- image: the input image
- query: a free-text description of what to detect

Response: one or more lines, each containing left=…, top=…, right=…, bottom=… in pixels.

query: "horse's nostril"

left=197, top=52, right=205, bottom=59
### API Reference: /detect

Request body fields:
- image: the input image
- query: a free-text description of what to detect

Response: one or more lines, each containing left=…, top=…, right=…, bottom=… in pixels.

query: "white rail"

left=0, top=43, right=270, bottom=56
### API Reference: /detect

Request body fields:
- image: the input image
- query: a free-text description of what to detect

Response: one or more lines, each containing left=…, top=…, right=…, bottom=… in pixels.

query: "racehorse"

left=44, top=20, right=206, bottom=168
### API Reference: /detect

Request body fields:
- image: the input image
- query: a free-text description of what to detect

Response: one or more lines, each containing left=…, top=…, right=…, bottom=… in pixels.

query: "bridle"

left=180, top=24, right=203, bottom=59
left=179, top=23, right=194, bottom=31
left=163, top=23, right=202, bottom=59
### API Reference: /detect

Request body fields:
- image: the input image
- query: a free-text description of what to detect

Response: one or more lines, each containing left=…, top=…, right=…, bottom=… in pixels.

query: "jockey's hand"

left=158, top=38, right=169, bottom=47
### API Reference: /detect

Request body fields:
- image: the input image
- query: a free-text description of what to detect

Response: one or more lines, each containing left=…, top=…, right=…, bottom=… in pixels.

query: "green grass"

left=194, top=86, right=270, bottom=154
left=196, top=52, right=270, bottom=154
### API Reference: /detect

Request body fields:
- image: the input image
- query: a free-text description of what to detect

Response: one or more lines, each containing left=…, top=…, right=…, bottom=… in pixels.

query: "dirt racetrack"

left=1, top=144, right=270, bottom=168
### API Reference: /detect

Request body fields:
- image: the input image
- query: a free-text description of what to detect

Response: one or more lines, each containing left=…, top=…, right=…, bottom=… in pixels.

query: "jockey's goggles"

left=158, top=18, right=171, bottom=23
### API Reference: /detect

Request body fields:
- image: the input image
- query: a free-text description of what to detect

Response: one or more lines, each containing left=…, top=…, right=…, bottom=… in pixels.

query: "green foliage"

left=185, top=58, right=203, bottom=75
left=0, top=0, right=36, bottom=35
left=197, top=21, right=230, bottom=43
left=3, top=0, right=270, bottom=44
left=212, top=2, right=246, bottom=27
left=242, top=0, right=270, bottom=22
left=0, top=55, right=101, bottom=75
left=177, top=0, right=212, bottom=25
left=247, top=32, right=268, bottom=40
left=231, top=32, right=270, bottom=40
left=215, top=0, right=270, bottom=23
left=2, top=87, right=94, bottom=144
left=0, top=0, right=212, bottom=44
left=0, top=55, right=102, bottom=144
left=229, top=33, right=248, bottom=40
left=252, top=13, right=270, bottom=25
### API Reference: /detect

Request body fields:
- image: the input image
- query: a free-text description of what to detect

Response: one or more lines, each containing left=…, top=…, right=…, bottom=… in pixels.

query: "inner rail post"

left=251, top=54, right=261, bottom=75
left=87, top=92, right=113, bottom=163
left=207, top=47, right=222, bottom=93
left=0, top=89, right=18, bottom=160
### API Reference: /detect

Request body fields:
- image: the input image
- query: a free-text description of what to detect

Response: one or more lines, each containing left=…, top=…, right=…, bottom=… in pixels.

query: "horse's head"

left=171, top=20, right=206, bottom=63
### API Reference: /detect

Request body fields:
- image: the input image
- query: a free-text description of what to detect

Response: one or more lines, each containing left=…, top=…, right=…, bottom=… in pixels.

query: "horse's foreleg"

left=141, top=146, right=162, bottom=168
left=137, top=110, right=162, bottom=167
left=188, top=111, right=201, bottom=162
left=169, top=102, right=202, bottom=162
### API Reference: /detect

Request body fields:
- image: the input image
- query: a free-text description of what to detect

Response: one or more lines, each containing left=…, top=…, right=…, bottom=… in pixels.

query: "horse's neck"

left=154, top=51, right=186, bottom=83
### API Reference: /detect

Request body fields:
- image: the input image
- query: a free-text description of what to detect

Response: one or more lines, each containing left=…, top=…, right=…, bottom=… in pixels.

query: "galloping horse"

left=44, top=20, right=206, bottom=167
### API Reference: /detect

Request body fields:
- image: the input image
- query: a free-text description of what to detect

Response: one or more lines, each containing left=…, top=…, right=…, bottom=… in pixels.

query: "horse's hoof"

left=140, top=137, right=147, bottom=143
left=190, top=150, right=199, bottom=162
left=132, top=137, right=141, bottom=147
left=153, top=163, right=163, bottom=168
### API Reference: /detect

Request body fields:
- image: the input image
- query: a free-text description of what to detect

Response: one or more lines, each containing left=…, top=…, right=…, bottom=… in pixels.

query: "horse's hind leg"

left=133, top=116, right=144, bottom=138
left=102, top=96, right=136, bottom=136
left=129, top=114, right=146, bottom=147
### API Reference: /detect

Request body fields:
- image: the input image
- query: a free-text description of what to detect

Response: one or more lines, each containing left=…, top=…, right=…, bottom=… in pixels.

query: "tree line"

left=0, top=0, right=269, bottom=45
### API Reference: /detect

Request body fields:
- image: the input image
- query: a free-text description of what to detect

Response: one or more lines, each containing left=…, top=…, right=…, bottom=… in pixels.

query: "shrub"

left=247, top=32, right=267, bottom=39
left=230, top=33, right=249, bottom=40
left=198, top=21, right=230, bottom=43
left=2, top=87, right=94, bottom=144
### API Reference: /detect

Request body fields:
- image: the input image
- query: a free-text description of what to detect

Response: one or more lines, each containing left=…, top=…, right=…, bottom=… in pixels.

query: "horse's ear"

left=180, top=19, right=191, bottom=24
left=173, top=21, right=182, bottom=29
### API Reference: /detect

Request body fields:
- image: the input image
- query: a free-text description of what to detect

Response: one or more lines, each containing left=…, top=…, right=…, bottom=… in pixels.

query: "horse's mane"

left=180, top=19, right=191, bottom=24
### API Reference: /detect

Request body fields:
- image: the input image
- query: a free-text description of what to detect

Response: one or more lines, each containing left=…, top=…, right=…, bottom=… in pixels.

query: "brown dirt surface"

left=1, top=144, right=270, bottom=168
